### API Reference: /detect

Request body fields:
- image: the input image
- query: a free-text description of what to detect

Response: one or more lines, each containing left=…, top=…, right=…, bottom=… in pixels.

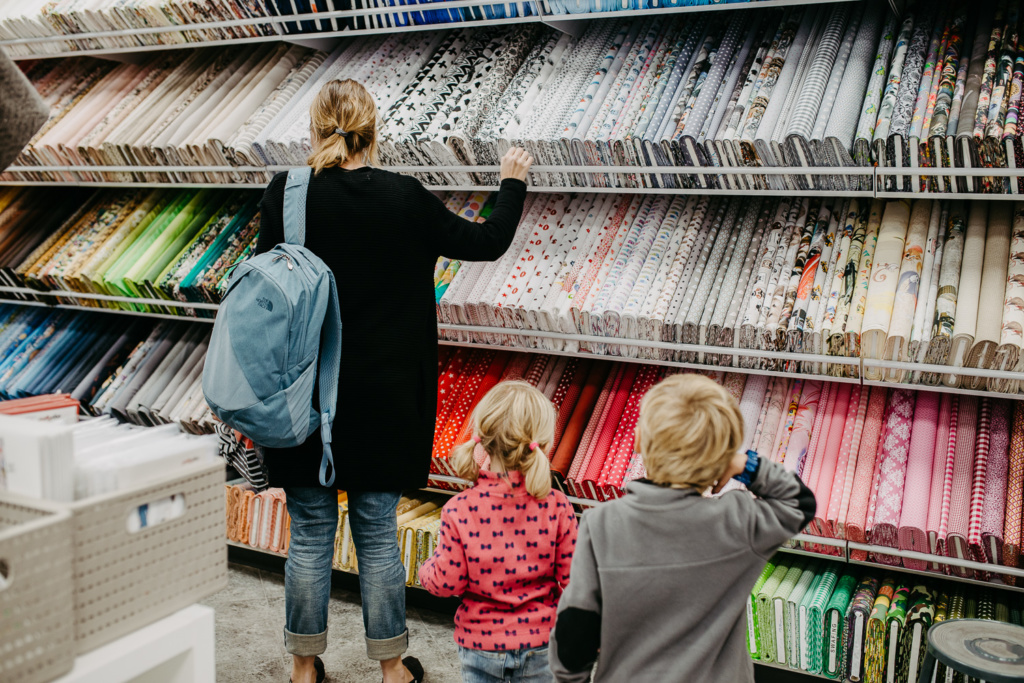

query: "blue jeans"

left=458, top=645, right=554, bottom=683
left=283, top=487, right=408, bottom=660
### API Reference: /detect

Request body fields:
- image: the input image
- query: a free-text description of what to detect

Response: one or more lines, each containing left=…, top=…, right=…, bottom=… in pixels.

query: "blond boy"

left=549, top=374, right=815, bottom=683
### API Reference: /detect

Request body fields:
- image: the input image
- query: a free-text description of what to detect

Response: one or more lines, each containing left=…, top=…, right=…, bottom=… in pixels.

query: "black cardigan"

left=255, top=167, right=527, bottom=491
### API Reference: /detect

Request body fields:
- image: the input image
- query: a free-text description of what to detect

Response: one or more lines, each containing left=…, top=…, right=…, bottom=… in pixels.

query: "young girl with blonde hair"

left=419, top=381, right=579, bottom=683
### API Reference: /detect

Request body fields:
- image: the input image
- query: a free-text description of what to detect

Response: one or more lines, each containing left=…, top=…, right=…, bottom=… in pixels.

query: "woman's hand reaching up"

left=500, top=147, right=534, bottom=183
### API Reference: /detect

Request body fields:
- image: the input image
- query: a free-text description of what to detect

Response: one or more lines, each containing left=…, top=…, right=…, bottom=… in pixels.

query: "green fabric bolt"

left=897, top=585, right=934, bottom=683
left=864, top=577, right=895, bottom=683
left=749, top=561, right=777, bottom=660
left=807, top=565, right=841, bottom=674
left=786, top=561, right=820, bottom=670
left=771, top=561, right=807, bottom=667
left=884, top=585, right=910, bottom=683
left=796, top=570, right=824, bottom=671
left=757, top=562, right=791, bottom=663
left=823, top=573, right=857, bottom=679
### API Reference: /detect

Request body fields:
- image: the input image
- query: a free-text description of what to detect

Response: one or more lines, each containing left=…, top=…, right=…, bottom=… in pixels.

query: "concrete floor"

left=205, top=563, right=815, bottom=683
left=202, top=563, right=464, bottom=683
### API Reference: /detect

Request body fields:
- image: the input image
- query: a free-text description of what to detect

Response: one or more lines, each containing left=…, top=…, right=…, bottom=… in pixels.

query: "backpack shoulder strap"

left=283, top=167, right=312, bottom=246
left=317, top=270, right=341, bottom=488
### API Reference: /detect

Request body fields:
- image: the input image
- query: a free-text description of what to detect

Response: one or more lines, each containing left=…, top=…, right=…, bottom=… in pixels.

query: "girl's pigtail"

left=450, top=439, right=481, bottom=483
left=523, top=444, right=552, bottom=499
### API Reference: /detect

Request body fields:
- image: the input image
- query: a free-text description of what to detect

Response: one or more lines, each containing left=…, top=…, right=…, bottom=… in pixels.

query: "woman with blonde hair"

left=254, top=79, right=533, bottom=683
left=419, top=381, right=579, bottom=683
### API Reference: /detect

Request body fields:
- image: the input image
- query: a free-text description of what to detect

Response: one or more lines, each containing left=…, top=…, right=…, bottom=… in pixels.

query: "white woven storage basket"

left=66, top=459, right=227, bottom=654
left=0, top=495, right=75, bottom=683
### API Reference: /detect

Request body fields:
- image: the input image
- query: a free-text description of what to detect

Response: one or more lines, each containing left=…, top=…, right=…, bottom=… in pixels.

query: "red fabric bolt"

left=566, top=364, right=621, bottom=492
left=434, top=349, right=471, bottom=448
left=433, top=350, right=495, bottom=461
left=452, top=352, right=513, bottom=455
left=550, top=358, right=598, bottom=458
left=600, top=365, right=663, bottom=491
left=581, top=364, right=639, bottom=495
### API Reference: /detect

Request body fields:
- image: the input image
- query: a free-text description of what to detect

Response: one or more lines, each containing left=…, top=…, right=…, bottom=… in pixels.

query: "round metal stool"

left=918, top=619, right=1024, bottom=683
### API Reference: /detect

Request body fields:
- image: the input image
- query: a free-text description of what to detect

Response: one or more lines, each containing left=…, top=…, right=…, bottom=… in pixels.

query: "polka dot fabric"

left=418, top=470, right=579, bottom=652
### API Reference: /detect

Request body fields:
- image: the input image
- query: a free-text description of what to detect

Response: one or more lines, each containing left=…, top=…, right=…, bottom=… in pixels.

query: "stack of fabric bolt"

left=8, top=188, right=1024, bottom=385
left=437, top=195, right=1024, bottom=393
left=0, top=0, right=540, bottom=58
left=225, top=483, right=292, bottom=555
left=6, top=1, right=1024, bottom=195
left=223, top=484, right=447, bottom=587
left=0, top=307, right=216, bottom=431
left=8, top=189, right=1024, bottom=391
left=0, top=187, right=261, bottom=315
left=5, top=315, right=1024, bottom=581
left=750, top=556, right=1024, bottom=682
left=436, top=347, right=1024, bottom=583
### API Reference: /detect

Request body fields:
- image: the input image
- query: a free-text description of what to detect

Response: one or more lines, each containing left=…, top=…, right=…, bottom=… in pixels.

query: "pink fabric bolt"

left=945, top=395, right=978, bottom=579
left=981, top=400, right=1011, bottom=568
left=826, top=383, right=864, bottom=536
left=835, top=387, right=871, bottom=539
left=846, top=387, right=888, bottom=561
left=756, top=378, right=792, bottom=460
left=869, top=389, right=917, bottom=566
left=812, top=383, right=853, bottom=540
left=926, top=394, right=955, bottom=566
left=897, top=391, right=940, bottom=570
left=968, top=398, right=994, bottom=577
left=934, top=396, right=962, bottom=570
left=803, top=382, right=837, bottom=495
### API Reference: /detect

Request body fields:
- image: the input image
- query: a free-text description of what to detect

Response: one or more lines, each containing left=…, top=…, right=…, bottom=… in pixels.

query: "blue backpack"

left=203, top=167, right=340, bottom=487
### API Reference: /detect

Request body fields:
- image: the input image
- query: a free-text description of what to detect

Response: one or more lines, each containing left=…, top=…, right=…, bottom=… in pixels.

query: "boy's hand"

left=712, top=450, right=749, bottom=494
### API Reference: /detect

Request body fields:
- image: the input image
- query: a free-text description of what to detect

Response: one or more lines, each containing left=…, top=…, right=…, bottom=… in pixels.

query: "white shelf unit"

left=1, top=293, right=1022, bottom=399
left=0, top=0, right=862, bottom=60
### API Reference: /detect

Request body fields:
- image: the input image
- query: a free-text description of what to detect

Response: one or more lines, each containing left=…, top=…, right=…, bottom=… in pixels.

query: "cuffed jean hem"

left=284, top=627, right=328, bottom=657
left=365, top=628, right=409, bottom=661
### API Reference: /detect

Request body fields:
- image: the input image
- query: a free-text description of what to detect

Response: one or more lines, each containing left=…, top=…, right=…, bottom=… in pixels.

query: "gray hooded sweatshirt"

left=549, top=458, right=815, bottom=683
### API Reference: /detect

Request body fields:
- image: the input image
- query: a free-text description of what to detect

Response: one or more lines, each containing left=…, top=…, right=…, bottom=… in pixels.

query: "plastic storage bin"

left=0, top=495, right=75, bottom=683
left=67, top=459, right=227, bottom=654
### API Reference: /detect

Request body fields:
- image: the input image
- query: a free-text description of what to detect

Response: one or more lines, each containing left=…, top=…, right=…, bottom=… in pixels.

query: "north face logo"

left=255, top=297, right=274, bottom=312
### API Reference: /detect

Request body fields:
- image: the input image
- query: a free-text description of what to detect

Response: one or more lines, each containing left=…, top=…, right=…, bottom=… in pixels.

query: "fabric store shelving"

left=0, top=0, right=860, bottom=60
left=226, top=472, right=1024, bottom=598
left=751, top=660, right=828, bottom=681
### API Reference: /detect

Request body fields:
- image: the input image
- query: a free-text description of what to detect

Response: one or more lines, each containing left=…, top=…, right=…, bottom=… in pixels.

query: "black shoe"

left=290, top=656, right=326, bottom=683
left=393, top=656, right=423, bottom=683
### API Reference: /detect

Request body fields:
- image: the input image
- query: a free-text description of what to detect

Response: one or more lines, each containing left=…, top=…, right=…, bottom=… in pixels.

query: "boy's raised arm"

left=550, top=516, right=601, bottom=683
left=744, top=457, right=816, bottom=558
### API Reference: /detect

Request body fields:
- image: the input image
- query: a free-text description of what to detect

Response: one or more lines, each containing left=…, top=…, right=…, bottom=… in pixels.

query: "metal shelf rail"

left=8, top=162, right=1024, bottom=199
left=2, top=290, right=1023, bottom=398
